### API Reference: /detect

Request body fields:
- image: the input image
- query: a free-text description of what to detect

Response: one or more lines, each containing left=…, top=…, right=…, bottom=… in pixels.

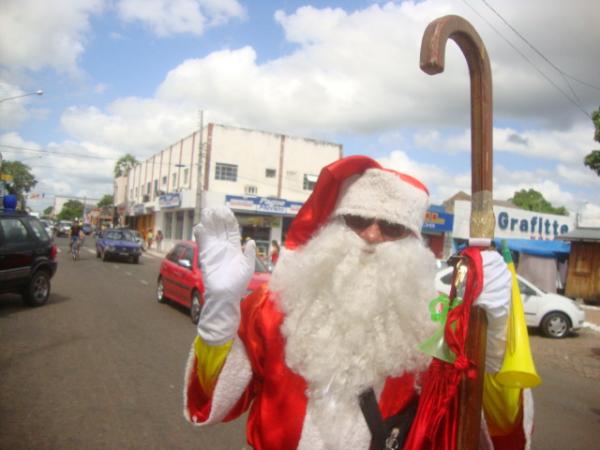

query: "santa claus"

left=183, top=155, right=532, bottom=450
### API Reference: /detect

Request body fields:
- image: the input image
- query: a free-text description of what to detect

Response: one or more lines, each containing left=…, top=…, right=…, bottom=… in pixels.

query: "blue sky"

left=1, top=0, right=599, bottom=223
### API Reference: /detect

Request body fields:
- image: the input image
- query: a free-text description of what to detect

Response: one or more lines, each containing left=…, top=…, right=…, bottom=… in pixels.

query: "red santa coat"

left=184, top=286, right=531, bottom=450
left=184, top=285, right=420, bottom=450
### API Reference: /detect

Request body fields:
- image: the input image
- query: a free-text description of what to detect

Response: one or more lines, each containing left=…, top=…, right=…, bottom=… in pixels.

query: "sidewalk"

left=143, top=247, right=167, bottom=258
left=581, top=303, right=600, bottom=332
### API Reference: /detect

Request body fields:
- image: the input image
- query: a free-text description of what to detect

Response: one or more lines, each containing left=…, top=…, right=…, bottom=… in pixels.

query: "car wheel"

left=133, top=255, right=139, bottom=264
left=157, top=278, right=166, bottom=303
left=541, top=312, right=570, bottom=339
left=190, top=291, right=203, bottom=324
left=96, top=248, right=100, bottom=258
left=24, top=270, right=51, bottom=307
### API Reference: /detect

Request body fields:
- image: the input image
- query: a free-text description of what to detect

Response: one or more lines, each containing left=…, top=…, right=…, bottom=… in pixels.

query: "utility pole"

left=194, top=110, right=204, bottom=225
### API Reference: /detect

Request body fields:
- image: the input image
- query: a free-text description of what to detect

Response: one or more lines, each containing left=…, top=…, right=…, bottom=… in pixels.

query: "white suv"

left=435, top=266, right=585, bottom=339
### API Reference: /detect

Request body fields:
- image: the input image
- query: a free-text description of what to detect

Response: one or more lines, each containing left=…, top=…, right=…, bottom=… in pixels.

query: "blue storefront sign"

left=226, top=195, right=303, bottom=216
left=422, top=207, right=453, bottom=233
left=159, top=193, right=181, bottom=209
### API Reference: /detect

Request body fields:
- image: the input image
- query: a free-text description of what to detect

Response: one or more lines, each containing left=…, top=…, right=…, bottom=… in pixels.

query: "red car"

left=156, top=240, right=271, bottom=323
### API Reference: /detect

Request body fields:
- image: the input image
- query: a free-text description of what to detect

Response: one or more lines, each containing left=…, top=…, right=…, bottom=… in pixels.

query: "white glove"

left=193, top=207, right=256, bottom=345
left=475, top=250, right=512, bottom=372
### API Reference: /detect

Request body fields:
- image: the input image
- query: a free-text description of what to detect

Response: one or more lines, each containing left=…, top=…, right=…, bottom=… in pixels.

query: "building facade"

left=116, top=123, right=343, bottom=255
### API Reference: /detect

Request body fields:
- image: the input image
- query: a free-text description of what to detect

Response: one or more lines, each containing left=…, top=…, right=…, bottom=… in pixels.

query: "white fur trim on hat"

left=333, top=168, right=429, bottom=236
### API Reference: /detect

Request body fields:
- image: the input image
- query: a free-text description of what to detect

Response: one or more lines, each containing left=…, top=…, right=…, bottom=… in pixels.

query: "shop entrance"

left=241, top=225, right=271, bottom=259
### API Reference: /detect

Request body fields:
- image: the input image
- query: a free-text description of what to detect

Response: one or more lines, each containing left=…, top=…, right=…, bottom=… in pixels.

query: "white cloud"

left=376, top=149, right=470, bottom=204
left=115, top=0, right=245, bottom=36
left=0, top=0, right=104, bottom=73
left=60, top=98, right=199, bottom=156
left=578, top=203, right=600, bottom=227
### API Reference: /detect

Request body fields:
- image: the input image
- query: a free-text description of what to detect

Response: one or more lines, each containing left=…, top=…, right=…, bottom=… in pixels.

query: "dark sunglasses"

left=341, top=214, right=412, bottom=240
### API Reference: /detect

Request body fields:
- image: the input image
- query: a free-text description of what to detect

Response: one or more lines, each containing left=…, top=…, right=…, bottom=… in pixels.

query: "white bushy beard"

left=270, top=220, right=437, bottom=447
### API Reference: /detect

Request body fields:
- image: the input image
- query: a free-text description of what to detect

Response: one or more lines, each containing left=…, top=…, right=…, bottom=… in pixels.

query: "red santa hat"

left=284, top=155, right=429, bottom=250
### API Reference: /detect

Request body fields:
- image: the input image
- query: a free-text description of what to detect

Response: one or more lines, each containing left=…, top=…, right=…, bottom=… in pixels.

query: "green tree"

left=583, top=107, right=600, bottom=176
left=58, top=200, right=84, bottom=221
left=1, top=160, right=37, bottom=207
left=510, top=189, right=568, bottom=216
left=97, top=194, right=113, bottom=207
left=114, top=154, right=138, bottom=177
left=43, top=206, right=53, bottom=216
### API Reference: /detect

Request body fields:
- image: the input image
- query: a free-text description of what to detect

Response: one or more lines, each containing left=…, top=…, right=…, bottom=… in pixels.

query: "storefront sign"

left=133, top=203, right=145, bottom=215
left=226, top=195, right=303, bottom=216
left=497, top=211, right=569, bottom=237
left=159, top=193, right=181, bottom=209
left=452, top=200, right=574, bottom=240
left=422, top=209, right=453, bottom=233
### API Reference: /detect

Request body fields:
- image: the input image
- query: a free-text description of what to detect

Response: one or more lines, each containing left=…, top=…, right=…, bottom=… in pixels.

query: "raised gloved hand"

left=193, top=207, right=256, bottom=345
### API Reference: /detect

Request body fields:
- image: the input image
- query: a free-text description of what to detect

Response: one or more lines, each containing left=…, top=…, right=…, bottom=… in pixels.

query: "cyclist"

left=69, top=219, right=84, bottom=260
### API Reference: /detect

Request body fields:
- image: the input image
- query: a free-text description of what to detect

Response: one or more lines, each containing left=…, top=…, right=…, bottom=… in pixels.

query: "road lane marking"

left=85, top=248, right=95, bottom=254
left=113, top=264, right=120, bottom=269
left=140, top=280, right=149, bottom=285
left=125, top=272, right=132, bottom=276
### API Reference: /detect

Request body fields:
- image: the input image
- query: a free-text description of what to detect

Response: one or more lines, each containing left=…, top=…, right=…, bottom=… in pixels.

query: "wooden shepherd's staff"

left=420, top=15, right=495, bottom=450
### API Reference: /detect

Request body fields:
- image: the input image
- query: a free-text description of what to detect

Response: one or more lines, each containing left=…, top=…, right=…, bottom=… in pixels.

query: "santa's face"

left=271, top=218, right=437, bottom=398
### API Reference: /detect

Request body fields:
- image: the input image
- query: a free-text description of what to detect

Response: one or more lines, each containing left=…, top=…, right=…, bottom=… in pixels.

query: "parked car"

left=95, top=229, right=142, bottom=263
left=435, top=266, right=585, bottom=339
left=0, top=210, right=58, bottom=306
left=112, top=227, right=145, bottom=250
left=40, top=219, right=55, bottom=238
left=56, top=220, right=72, bottom=237
left=81, top=223, right=93, bottom=235
left=157, top=240, right=271, bottom=323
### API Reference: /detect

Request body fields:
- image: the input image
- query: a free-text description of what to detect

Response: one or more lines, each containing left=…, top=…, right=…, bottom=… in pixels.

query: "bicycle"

left=71, top=237, right=80, bottom=260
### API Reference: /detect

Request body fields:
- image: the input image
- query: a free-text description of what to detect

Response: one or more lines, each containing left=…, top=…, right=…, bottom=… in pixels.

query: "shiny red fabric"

left=284, top=155, right=381, bottom=250
left=404, top=247, right=484, bottom=450
left=186, top=285, right=420, bottom=450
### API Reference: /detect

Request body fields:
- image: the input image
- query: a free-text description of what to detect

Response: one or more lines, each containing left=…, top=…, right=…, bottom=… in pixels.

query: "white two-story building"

left=115, top=123, right=343, bottom=256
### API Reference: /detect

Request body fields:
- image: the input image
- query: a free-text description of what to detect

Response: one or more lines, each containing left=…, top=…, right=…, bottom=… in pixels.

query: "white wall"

left=122, top=123, right=342, bottom=222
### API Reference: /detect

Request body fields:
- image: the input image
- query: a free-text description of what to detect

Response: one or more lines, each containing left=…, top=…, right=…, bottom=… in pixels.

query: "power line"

left=479, top=0, right=600, bottom=91
left=461, top=0, right=593, bottom=119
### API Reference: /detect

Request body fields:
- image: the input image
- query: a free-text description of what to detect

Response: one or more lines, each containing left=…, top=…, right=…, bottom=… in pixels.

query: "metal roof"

left=557, top=228, right=600, bottom=242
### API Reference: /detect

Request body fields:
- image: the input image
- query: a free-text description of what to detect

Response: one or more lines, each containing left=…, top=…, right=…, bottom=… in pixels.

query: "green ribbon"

left=427, top=293, right=462, bottom=324
left=418, top=293, right=462, bottom=363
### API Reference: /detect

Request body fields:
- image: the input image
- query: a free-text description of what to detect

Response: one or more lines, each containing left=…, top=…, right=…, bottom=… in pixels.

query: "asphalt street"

left=1, top=237, right=599, bottom=449
left=0, top=237, right=246, bottom=450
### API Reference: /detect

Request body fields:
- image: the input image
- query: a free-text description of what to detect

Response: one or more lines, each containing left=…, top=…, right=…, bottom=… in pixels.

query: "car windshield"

left=105, top=230, right=134, bottom=241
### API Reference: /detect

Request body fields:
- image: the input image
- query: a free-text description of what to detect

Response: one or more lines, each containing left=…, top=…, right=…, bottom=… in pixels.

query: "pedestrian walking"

left=156, top=230, right=164, bottom=251
left=146, top=229, right=154, bottom=249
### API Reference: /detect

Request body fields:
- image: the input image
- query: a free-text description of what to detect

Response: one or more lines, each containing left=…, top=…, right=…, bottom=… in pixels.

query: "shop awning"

left=494, top=238, right=570, bottom=258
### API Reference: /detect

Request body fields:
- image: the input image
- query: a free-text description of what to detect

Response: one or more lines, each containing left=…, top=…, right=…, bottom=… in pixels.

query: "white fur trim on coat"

left=183, top=338, right=253, bottom=426
left=333, top=168, right=429, bottom=236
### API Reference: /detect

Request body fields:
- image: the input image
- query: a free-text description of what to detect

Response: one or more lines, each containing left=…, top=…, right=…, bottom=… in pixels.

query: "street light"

left=0, top=90, right=44, bottom=103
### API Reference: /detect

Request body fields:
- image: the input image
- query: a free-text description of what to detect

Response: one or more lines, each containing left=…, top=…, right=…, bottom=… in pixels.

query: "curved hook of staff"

left=420, top=15, right=495, bottom=240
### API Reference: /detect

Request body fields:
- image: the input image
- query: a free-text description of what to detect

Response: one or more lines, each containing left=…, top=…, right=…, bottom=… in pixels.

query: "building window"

left=172, top=173, right=177, bottom=188
left=146, top=182, right=151, bottom=194
left=130, top=188, right=133, bottom=199
left=265, top=168, right=276, bottom=178
left=245, top=185, right=257, bottom=195
left=303, top=174, right=318, bottom=191
left=215, top=163, right=238, bottom=182
left=153, top=180, right=158, bottom=194
left=162, top=176, right=167, bottom=185
left=183, top=168, right=189, bottom=184
left=135, top=187, right=139, bottom=197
